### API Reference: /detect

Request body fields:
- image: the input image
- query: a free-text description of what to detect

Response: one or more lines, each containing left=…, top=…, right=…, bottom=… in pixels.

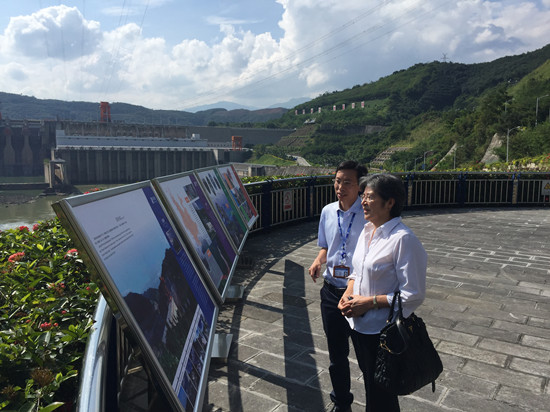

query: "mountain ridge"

left=0, top=92, right=288, bottom=126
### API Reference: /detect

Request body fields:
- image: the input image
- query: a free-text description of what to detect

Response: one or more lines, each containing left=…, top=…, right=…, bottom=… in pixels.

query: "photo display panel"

left=216, top=165, right=258, bottom=229
left=55, top=183, right=217, bottom=412
left=195, top=167, right=248, bottom=252
left=153, top=172, right=238, bottom=301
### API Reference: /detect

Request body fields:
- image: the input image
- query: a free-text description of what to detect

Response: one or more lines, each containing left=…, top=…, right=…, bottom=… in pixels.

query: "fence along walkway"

left=245, top=172, right=550, bottom=233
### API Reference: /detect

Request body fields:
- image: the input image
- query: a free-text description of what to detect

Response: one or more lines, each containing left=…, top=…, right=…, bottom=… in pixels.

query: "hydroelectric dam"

left=0, top=118, right=294, bottom=185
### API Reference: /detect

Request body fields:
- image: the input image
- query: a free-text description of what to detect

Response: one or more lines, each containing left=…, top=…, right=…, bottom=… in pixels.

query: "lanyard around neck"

left=337, top=209, right=355, bottom=263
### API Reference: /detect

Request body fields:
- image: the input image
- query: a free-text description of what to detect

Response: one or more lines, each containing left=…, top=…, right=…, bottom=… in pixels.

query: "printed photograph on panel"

left=157, top=174, right=237, bottom=294
left=216, top=165, right=258, bottom=228
left=195, top=168, right=247, bottom=251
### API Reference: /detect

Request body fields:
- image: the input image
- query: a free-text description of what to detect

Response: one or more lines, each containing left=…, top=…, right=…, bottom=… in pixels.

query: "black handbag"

left=374, top=291, right=443, bottom=395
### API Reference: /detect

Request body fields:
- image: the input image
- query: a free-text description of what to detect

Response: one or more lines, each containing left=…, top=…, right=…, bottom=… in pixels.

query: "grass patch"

left=246, top=154, right=296, bottom=166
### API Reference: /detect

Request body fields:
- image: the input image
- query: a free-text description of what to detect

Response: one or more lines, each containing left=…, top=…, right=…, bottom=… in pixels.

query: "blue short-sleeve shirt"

left=318, top=197, right=367, bottom=288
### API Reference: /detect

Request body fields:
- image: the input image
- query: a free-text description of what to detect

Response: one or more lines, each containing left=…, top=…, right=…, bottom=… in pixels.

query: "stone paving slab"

left=202, top=207, right=550, bottom=411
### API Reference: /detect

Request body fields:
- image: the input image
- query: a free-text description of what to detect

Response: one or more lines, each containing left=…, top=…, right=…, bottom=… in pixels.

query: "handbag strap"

left=386, top=291, right=400, bottom=323
left=395, top=293, right=411, bottom=350
left=384, top=291, right=412, bottom=354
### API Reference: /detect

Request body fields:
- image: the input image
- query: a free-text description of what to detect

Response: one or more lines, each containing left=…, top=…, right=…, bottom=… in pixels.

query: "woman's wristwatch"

left=372, top=295, right=379, bottom=310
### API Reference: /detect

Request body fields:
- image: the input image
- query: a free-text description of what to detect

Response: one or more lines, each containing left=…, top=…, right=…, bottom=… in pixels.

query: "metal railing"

left=78, top=171, right=550, bottom=411
left=247, top=172, right=549, bottom=232
left=76, top=296, right=116, bottom=412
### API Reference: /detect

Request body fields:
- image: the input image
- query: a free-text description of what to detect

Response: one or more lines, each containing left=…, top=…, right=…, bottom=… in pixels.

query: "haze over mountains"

left=185, top=97, right=309, bottom=113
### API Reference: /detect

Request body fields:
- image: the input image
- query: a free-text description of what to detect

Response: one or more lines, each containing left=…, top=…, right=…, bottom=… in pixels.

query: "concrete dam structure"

left=0, top=119, right=55, bottom=177
left=0, top=119, right=294, bottom=185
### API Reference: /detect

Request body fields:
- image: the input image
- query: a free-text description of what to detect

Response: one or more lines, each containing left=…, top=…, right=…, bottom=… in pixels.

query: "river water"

left=0, top=185, right=120, bottom=231
left=0, top=190, right=59, bottom=231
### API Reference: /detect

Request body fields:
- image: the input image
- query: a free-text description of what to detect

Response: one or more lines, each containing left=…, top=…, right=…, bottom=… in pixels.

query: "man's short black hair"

left=335, top=160, right=368, bottom=181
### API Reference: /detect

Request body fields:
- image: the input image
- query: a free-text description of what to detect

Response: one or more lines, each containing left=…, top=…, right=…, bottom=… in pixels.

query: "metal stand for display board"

left=211, top=333, right=233, bottom=360
left=224, top=284, right=245, bottom=301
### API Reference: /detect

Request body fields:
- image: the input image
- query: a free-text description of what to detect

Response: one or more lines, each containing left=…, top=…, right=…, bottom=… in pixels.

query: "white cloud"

left=2, top=63, right=28, bottom=82
left=2, top=5, right=101, bottom=60
left=300, top=64, right=330, bottom=88
left=0, top=1, right=549, bottom=110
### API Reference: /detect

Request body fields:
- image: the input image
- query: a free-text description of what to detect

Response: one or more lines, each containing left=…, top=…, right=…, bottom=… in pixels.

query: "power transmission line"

left=99, top=0, right=151, bottom=101
left=181, top=0, right=455, bottom=109
left=179, top=1, right=396, bottom=109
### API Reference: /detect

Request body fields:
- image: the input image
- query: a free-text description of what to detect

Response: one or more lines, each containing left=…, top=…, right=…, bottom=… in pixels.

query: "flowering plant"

left=0, top=219, right=98, bottom=411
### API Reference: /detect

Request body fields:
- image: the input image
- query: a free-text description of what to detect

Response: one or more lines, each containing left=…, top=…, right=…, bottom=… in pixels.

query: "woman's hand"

left=339, top=280, right=356, bottom=317
left=338, top=295, right=353, bottom=317
left=339, top=295, right=367, bottom=317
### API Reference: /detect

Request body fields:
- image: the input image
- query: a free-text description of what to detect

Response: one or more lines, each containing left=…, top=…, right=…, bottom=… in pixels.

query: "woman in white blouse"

left=338, top=173, right=427, bottom=412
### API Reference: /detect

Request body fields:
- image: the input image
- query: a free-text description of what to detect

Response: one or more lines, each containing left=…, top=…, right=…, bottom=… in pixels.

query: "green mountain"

left=266, top=43, right=550, bottom=170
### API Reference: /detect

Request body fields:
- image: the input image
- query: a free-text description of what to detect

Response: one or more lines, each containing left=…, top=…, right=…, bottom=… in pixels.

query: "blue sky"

left=70, top=187, right=171, bottom=297
left=0, top=1, right=549, bottom=111
left=0, top=1, right=284, bottom=45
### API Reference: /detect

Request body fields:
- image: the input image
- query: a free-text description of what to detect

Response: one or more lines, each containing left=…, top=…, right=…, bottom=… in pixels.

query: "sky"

left=0, top=0, right=549, bottom=112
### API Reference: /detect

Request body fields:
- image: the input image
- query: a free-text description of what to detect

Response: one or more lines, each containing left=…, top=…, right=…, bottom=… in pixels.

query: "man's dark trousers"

left=321, top=282, right=354, bottom=409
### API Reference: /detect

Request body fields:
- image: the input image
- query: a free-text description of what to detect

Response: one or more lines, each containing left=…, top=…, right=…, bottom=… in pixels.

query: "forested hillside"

left=260, top=43, right=550, bottom=170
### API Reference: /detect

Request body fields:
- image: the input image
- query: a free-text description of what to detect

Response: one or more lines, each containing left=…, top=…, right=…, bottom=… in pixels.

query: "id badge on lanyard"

left=333, top=265, right=350, bottom=279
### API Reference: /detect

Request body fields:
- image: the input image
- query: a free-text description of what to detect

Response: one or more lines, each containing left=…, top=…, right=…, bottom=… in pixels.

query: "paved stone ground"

left=202, top=207, right=550, bottom=412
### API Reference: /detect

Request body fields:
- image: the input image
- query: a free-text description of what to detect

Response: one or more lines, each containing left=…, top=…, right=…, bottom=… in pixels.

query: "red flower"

left=40, top=322, right=52, bottom=330
left=18, top=226, right=29, bottom=232
left=33, top=223, right=40, bottom=231
left=65, top=248, right=78, bottom=258
left=8, top=252, right=25, bottom=263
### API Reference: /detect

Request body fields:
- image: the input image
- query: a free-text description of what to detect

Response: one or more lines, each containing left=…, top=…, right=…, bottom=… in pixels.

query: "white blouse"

left=346, top=217, right=427, bottom=334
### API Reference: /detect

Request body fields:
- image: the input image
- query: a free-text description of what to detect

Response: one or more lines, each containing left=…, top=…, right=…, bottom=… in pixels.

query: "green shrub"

left=0, top=219, right=99, bottom=411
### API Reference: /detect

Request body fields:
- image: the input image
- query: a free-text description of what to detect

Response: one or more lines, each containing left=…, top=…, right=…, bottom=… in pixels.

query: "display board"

left=52, top=182, right=217, bottom=412
left=152, top=172, right=238, bottom=302
left=194, top=167, right=248, bottom=253
left=216, top=164, right=258, bottom=229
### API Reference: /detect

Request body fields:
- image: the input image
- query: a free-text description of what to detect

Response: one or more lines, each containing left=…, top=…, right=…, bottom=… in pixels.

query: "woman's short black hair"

left=359, top=173, right=406, bottom=217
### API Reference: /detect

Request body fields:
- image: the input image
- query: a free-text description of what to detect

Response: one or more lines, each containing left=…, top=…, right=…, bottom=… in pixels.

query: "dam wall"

left=1, top=119, right=292, bottom=184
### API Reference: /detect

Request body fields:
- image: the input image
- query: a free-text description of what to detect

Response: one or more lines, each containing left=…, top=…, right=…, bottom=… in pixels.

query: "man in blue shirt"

left=309, top=160, right=368, bottom=412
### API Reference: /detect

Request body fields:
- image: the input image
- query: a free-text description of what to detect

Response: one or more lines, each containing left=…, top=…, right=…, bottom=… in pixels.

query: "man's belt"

left=323, top=279, right=347, bottom=297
